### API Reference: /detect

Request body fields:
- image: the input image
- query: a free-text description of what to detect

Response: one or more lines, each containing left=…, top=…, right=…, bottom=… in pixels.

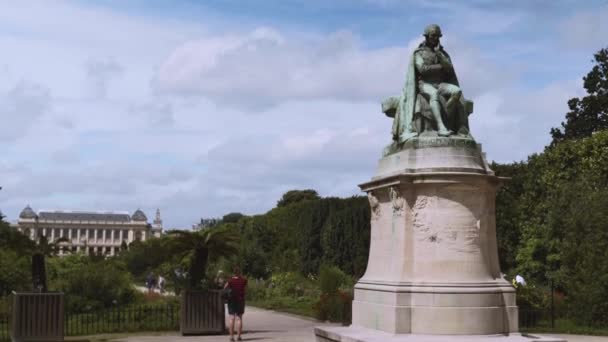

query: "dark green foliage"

left=236, top=195, right=370, bottom=279
left=0, top=219, right=34, bottom=253
left=317, top=265, right=349, bottom=295
left=222, top=212, right=246, bottom=223
left=493, top=161, right=528, bottom=273
left=31, top=253, right=47, bottom=292
left=29, top=235, right=70, bottom=292
left=276, top=189, right=321, bottom=207
left=321, top=197, right=370, bottom=277
left=314, top=265, right=353, bottom=324
left=0, top=249, right=30, bottom=296
left=545, top=179, right=608, bottom=325
left=121, top=236, right=174, bottom=281
left=0, top=218, right=32, bottom=295
left=166, top=226, right=240, bottom=289
left=551, top=48, right=608, bottom=143
left=494, top=131, right=608, bottom=326
left=47, top=255, right=137, bottom=312
left=313, top=292, right=352, bottom=324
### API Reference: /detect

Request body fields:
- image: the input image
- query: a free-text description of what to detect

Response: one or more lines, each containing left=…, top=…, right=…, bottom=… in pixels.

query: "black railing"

left=2, top=301, right=604, bottom=339
left=65, top=304, right=180, bottom=336
left=519, top=309, right=608, bottom=333
left=0, top=312, right=8, bottom=342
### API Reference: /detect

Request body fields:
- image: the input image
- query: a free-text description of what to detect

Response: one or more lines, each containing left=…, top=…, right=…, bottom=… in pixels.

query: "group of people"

left=145, top=272, right=166, bottom=294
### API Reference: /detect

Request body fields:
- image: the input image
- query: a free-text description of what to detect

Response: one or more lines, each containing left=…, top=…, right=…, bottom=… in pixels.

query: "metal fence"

left=0, top=312, right=8, bottom=342
left=519, top=309, right=608, bottom=332
left=1, top=305, right=606, bottom=340
left=65, top=304, right=180, bottom=336
left=0, top=303, right=179, bottom=341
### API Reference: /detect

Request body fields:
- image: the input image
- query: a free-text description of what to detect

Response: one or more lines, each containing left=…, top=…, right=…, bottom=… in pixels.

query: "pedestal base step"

left=314, top=326, right=566, bottom=342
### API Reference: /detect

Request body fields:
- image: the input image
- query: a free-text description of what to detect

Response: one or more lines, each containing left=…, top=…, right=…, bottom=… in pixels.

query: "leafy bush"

left=246, top=278, right=268, bottom=301
left=269, top=272, right=307, bottom=297
left=318, top=265, right=352, bottom=295
left=47, top=255, right=137, bottom=312
left=314, top=265, right=353, bottom=324
left=313, top=291, right=352, bottom=324
left=516, top=283, right=550, bottom=311
left=0, top=249, right=30, bottom=295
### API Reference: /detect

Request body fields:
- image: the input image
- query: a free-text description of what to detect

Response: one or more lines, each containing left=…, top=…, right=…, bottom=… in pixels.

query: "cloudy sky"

left=1, top=0, right=606, bottom=228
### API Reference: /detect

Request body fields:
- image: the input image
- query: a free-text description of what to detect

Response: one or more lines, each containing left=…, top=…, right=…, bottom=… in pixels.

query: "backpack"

left=221, top=287, right=232, bottom=301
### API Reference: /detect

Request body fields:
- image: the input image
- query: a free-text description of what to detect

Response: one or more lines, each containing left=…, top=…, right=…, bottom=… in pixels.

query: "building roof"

left=131, top=209, right=147, bottom=222
left=19, top=205, right=37, bottom=219
left=38, top=210, right=132, bottom=222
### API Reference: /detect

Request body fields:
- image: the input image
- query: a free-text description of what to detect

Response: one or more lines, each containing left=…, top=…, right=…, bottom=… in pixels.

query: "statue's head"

left=423, top=24, right=442, bottom=48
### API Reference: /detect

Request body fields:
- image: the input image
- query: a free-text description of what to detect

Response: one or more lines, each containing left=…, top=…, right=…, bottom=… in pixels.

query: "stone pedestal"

left=315, top=137, right=563, bottom=341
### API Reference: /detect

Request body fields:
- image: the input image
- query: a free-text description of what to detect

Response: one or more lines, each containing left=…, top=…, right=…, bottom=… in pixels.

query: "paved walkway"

left=110, top=306, right=337, bottom=342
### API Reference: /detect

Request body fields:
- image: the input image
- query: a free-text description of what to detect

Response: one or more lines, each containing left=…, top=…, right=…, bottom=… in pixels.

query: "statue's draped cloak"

left=392, top=45, right=462, bottom=142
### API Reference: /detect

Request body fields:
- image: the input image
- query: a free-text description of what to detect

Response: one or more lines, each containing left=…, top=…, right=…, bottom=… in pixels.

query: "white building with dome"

left=16, top=206, right=163, bottom=256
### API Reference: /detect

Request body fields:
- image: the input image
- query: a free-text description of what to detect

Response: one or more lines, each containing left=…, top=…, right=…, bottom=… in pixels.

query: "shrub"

left=314, top=265, right=353, bottom=324
left=246, top=278, right=268, bottom=301
left=0, top=249, right=30, bottom=295
left=318, top=265, right=351, bottom=295
left=47, top=255, right=137, bottom=312
left=313, top=290, right=352, bottom=324
left=269, top=272, right=307, bottom=297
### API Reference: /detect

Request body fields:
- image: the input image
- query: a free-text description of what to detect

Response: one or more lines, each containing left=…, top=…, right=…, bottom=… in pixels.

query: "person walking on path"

left=157, top=275, right=166, bottom=294
left=224, top=266, right=247, bottom=342
left=146, top=272, right=156, bottom=294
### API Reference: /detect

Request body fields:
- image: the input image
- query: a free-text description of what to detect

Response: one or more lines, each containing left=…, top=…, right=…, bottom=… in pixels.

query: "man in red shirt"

left=224, top=266, right=247, bottom=341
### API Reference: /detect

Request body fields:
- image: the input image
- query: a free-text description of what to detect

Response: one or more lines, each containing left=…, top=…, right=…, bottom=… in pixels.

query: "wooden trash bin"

left=9, top=292, right=64, bottom=342
left=180, top=290, right=225, bottom=335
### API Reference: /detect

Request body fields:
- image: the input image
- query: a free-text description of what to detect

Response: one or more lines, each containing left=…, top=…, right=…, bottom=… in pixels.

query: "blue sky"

left=1, top=0, right=607, bottom=228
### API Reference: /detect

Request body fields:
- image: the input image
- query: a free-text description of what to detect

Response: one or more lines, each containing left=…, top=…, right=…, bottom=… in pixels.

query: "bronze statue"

left=382, top=24, right=473, bottom=143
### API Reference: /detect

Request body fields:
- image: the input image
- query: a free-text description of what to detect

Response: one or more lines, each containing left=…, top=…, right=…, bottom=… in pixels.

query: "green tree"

left=30, top=235, right=70, bottom=292
left=516, top=131, right=608, bottom=288
left=552, top=180, right=608, bottom=325
left=119, top=236, right=174, bottom=280
left=222, top=212, right=246, bottom=224
left=277, top=189, right=320, bottom=207
left=0, top=249, right=30, bottom=295
left=551, top=48, right=608, bottom=144
left=47, top=255, right=137, bottom=312
left=167, top=226, right=240, bottom=289
left=0, top=217, right=34, bottom=253
left=0, top=216, right=32, bottom=295
left=321, top=197, right=370, bottom=277
left=492, top=161, right=528, bottom=273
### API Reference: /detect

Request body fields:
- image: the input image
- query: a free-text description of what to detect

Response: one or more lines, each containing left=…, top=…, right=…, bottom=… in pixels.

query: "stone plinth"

left=315, top=137, right=561, bottom=341
left=315, top=326, right=565, bottom=342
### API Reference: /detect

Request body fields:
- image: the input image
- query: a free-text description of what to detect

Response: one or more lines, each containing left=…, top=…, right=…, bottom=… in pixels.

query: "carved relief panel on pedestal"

left=411, top=186, right=485, bottom=255
left=367, top=191, right=381, bottom=220
left=389, top=186, right=405, bottom=217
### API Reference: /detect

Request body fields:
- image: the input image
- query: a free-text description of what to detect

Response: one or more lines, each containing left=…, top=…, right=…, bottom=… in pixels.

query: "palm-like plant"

left=167, top=226, right=240, bottom=290
left=30, top=235, right=71, bottom=292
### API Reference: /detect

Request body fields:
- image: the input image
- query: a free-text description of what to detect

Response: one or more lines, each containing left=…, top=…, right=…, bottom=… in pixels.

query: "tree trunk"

left=189, top=247, right=209, bottom=289
left=31, top=253, right=47, bottom=292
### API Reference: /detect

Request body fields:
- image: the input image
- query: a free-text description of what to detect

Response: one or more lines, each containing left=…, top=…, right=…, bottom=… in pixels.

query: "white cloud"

left=0, top=81, right=52, bottom=141
left=85, top=58, right=124, bottom=99
left=0, top=0, right=600, bottom=228
left=471, top=79, right=585, bottom=163
left=154, top=28, right=410, bottom=108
